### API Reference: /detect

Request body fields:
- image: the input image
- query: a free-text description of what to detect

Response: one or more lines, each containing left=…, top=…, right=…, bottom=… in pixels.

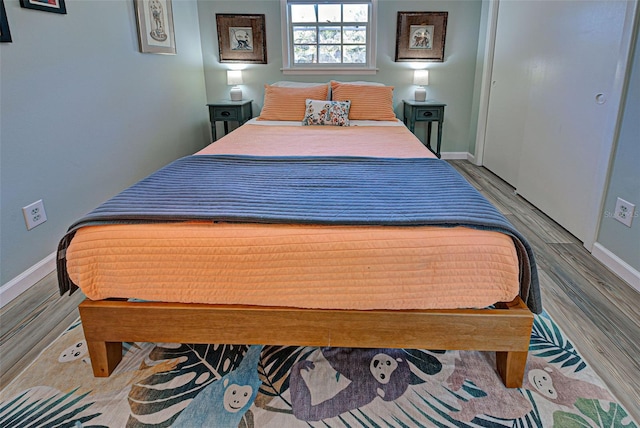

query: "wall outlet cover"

left=614, top=197, right=635, bottom=228
left=22, top=199, right=47, bottom=230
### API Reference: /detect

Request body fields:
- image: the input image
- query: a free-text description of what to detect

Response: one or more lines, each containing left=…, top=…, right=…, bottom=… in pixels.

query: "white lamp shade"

left=227, top=70, right=243, bottom=85
left=413, top=69, right=429, bottom=86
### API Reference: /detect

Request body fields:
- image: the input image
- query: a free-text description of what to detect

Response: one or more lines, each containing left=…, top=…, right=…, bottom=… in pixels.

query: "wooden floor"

left=1, top=160, right=638, bottom=420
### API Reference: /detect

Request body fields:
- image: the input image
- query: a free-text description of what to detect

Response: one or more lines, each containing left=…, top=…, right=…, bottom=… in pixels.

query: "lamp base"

left=414, top=87, right=427, bottom=102
left=230, top=87, right=242, bottom=101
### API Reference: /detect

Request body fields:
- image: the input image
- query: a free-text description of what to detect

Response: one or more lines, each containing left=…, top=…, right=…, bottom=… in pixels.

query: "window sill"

left=281, top=67, right=378, bottom=76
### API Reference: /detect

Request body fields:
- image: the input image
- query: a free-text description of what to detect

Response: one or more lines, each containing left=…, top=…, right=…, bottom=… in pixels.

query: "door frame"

left=473, top=0, right=639, bottom=251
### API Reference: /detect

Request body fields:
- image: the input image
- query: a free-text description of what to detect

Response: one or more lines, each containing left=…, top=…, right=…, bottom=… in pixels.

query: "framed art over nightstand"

left=216, top=14, right=267, bottom=64
left=395, top=12, right=448, bottom=62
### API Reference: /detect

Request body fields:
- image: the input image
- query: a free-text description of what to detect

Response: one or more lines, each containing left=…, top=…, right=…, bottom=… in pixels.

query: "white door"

left=482, top=0, right=531, bottom=187
left=483, top=0, right=629, bottom=242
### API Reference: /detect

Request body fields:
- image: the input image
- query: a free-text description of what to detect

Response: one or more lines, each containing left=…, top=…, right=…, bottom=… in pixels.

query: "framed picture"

left=133, top=0, right=176, bottom=55
left=216, top=14, right=267, bottom=64
left=1, top=0, right=11, bottom=42
left=19, top=0, right=66, bottom=14
left=395, top=12, right=448, bottom=62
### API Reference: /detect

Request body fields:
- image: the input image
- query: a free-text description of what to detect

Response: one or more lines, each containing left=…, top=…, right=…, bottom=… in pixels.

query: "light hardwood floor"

left=1, top=160, right=638, bottom=421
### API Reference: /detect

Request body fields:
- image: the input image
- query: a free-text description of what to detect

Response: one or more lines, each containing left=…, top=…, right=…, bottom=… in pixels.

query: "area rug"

left=1, top=312, right=637, bottom=428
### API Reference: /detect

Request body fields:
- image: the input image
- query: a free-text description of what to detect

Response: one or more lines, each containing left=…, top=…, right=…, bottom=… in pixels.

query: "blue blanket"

left=57, top=155, right=541, bottom=313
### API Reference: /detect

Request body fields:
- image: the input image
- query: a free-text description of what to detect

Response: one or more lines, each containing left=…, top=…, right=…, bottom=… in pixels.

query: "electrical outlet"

left=22, top=199, right=47, bottom=230
left=613, top=197, right=635, bottom=227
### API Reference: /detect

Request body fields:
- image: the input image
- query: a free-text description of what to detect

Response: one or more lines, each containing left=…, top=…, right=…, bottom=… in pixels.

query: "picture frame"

left=133, top=0, right=176, bottom=55
left=19, top=0, right=66, bottom=14
left=1, top=0, right=11, bottom=43
left=395, top=12, right=448, bottom=62
left=216, top=14, right=267, bottom=64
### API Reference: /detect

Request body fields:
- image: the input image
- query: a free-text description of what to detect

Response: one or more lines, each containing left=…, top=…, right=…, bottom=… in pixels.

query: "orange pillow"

left=330, top=81, right=397, bottom=121
left=258, top=85, right=329, bottom=121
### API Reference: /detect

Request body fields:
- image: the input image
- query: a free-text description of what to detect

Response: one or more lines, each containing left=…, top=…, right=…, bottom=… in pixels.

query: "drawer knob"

left=221, top=111, right=231, bottom=117
left=422, top=111, right=433, bottom=117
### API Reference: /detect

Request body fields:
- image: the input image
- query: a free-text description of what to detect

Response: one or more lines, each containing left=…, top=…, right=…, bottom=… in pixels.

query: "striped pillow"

left=330, top=81, right=397, bottom=121
left=258, top=85, right=329, bottom=121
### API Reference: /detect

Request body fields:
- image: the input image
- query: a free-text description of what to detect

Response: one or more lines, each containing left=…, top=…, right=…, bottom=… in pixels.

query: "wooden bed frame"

left=79, top=295, right=534, bottom=388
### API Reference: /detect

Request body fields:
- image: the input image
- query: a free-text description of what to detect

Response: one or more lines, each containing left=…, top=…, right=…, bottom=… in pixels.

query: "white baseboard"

left=592, top=242, right=640, bottom=293
left=441, top=152, right=471, bottom=160
left=0, top=252, right=57, bottom=308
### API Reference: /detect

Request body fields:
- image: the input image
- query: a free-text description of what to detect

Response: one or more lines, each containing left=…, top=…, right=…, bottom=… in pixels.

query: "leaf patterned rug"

left=1, top=312, right=637, bottom=427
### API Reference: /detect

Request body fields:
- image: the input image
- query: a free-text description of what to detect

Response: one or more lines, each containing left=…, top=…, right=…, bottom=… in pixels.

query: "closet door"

left=513, top=1, right=627, bottom=242
left=482, top=1, right=529, bottom=187
left=484, top=0, right=629, bottom=242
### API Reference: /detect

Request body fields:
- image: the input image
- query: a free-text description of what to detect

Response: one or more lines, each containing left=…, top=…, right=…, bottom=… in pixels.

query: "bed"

left=57, top=81, right=540, bottom=388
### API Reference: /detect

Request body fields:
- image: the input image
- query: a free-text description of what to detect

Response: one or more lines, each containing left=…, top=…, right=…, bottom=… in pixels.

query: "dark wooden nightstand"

left=402, top=100, right=446, bottom=158
left=207, top=100, right=253, bottom=141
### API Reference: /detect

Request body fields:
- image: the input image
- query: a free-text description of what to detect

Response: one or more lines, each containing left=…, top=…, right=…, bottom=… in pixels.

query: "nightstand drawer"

left=207, top=100, right=253, bottom=141
left=211, top=108, right=239, bottom=121
left=415, top=108, right=441, bottom=121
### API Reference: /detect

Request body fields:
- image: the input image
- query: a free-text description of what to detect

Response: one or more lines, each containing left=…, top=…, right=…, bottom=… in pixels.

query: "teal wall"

left=0, top=0, right=208, bottom=284
left=597, top=25, right=640, bottom=272
left=197, top=0, right=483, bottom=153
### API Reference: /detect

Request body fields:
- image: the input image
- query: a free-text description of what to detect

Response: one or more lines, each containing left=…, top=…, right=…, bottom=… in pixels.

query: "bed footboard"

left=78, top=297, right=533, bottom=387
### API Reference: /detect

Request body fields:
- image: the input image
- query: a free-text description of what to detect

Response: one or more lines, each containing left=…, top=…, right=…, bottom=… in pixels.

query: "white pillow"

left=331, top=80, right=385, bottom=86
left=271, top=81, right=328, bottom=88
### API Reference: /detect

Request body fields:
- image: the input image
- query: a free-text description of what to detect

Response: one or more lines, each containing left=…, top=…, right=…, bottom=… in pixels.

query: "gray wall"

left=0, top=0, right=209, bottom=284
left=197, top=0, right=483, bottom=153
left=3, top=0, right=634, bottom=286
left=597, top=25, right=640, bottom=272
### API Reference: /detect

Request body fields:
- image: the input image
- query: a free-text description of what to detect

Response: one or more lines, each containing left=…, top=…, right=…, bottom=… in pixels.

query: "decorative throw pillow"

left=302, top=99, right=351, bottom=126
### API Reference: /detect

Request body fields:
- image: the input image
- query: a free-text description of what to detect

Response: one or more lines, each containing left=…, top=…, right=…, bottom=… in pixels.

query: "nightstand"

left=402, top=100, right=446, bottom=158
left=207, top=100, right=253, bottom=141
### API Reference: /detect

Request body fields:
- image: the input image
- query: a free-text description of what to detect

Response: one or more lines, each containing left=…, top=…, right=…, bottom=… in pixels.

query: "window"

left=281, top=0, right=377, bottom=74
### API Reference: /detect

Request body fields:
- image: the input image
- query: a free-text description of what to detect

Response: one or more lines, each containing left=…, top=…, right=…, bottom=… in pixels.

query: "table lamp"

left=413, top=70, right=429, bottom=102
left=227, top=70, right=243, bottom=101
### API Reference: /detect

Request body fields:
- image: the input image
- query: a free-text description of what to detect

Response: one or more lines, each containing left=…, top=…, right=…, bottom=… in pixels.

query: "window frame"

left=280, top=0, right=378, bottom=75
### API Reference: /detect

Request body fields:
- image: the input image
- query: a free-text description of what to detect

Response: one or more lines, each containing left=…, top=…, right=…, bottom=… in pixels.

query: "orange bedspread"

left=196, top=122, right=435, bottom=158
left=66, top=123, right=521, bottom=310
